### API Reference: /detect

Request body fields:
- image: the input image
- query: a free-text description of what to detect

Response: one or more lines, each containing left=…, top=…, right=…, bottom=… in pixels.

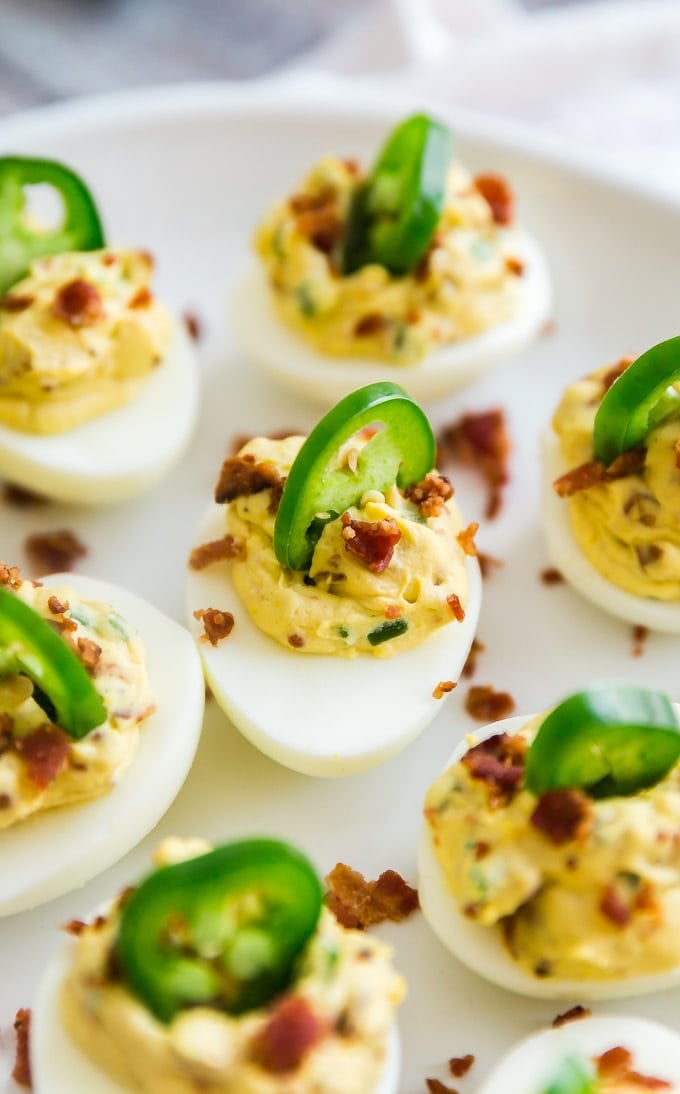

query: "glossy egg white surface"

left=231, top=229, right=551, bottom=408
left=478, top=1014, right=680, bottom=1093
left=0, top=319, right=199, bottom=504
left=0, top=572, right=205, bottom=916
left=187, top=503, right=482, bottom=777
left=418, top=711, right=680, bottom=1001
left=31, top=942, right=402, bottom=1094
left=542, top=428, right=680, bottom=633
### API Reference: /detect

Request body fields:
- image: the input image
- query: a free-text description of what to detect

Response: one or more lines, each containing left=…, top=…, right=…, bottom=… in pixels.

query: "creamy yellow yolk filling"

left=553, top=363, right=680, bottom=600
left=0, top=249, right=172, bottom=433
left=255, top=156, right=524, bottom=365
left=225, top=436, right=471, bottom=658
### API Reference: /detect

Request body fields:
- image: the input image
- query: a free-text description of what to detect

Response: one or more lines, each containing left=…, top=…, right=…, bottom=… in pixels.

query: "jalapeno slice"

left=0, top=586, right=106, bottom=738
left=592, top=335, right=680, bottom=464
left=273, top=381, right=435, bottom=572
left=542, top=1057, right=597, bottom=1094
left=342, top=113, right=453, bottom=275
left=116, top=839, right=323, bottom=1024
left=525, top=684, right=680, bottom=799
left=0, top=156, right=105, bottom=295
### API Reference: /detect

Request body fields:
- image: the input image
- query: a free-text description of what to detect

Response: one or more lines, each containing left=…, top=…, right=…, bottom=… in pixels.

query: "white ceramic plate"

left=2, top=80, right=680, bottom=1093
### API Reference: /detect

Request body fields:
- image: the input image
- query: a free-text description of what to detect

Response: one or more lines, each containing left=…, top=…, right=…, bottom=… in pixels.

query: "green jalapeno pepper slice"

left=592, top=335, right=680, bottom=464
left=273, top=381, right=435, bottom=572
left=0, top=586, right=106, bottom=738
left=116, top=839, right=323, bottom=1024
left=0, top=156, right=105, bottom=295
left=525, top=684, right=680, bottom=799
left=342, top=113, right=453, bottom=275
left=541, top=1057, right=597, bottom=1094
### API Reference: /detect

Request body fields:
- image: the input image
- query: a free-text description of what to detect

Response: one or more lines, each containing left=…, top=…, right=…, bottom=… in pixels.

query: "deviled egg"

left=0, top=155, right=198, bottom=503
left=31, top=837, right=404, bottom=1094
left=187, top=382, right=482, bottom=776
left=419, top=684, right=680, bottom=999
left=0, top=568, right=204, bottom=915
left=542, top=336, right=680, bottom=631
left=479, top=1014, right=680, bottom=1093
left=231, top=113, right=551, bottom=406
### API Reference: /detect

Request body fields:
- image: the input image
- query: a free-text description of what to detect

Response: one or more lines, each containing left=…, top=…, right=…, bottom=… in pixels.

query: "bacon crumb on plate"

left=551, top=1004, right=592, bottom=1028
left=426, top=1078, right=459, bottom=1094
left=632, top=624, right=649, bottom=657
left=461, top=637, right=485, bottom=679
left=464, top=684, right=515, bottom=722
left=449, top=1054, right=475, bottom=1077
left=325, top=863, right=418, bottom=930
left=437, top=408, right=510, bottom=520
left=182, top=310, right=203, bottom=341
left=2, top=482, right=49, bottom=509
left=12, top=1007, right=31, bottom=1087
left=24, top=529, right=87, bottom=575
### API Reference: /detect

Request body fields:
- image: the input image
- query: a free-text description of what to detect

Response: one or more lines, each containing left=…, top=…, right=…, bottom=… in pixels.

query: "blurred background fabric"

left=1, top=0, right=680, bottom=191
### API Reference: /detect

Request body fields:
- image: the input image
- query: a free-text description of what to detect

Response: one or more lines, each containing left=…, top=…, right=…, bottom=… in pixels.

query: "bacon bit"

left=214, top=455, right=281, bottom=504
left=47, top=595, right=69, bottom=615
left=0, top=293, right=34, bottom=312
left=253, top=996, right=326, bottom=1074
left=2, top=482, right=48, bottom=508
left=461, top=733, right=526, bottom=800
left=474, top=173, right=515, bottom=224
left=477, top=552, right=502, bottom=579
left=540, top=566, right=564, bottom=585
left=353, top=312, right=388, bottom=337
left=340, top=512, right=401, bottom=573
left=531, top=789, right=592, bottom=846
left=449, top=1055, right=475, bottom=1078
left=602, top=355, right=635, bottom=392
left=462, top=637, right=485, bottom=679
left=405, top=471, right=455, bottom=518
left=426, top=1080, right=459, bottom=1094
left=325, top=863, right=418, bottom=930
left=229, top=428, right=300, bottom=457
left=193, top=608, right=235, bottom=646
left=128, top=286, right=152, bottom=308
left=188, top=535, right=244, bottom=570
left=505, top=255, right=524, bottom=276
left=295, top=201, right=343, bottom=254
left=182, top=311, right=203, bottom=341
left=596, top=1045, right=671, bottom=1089
left=433, top=680, right=457, bottom=700
left=0, top=563, right=22, bottom=589
left=268, top=478, right=285, bottom=515
left=457, top=522, right=479, bottom=557
left=47, top=613, right=77, bottom=636
left=287, top=634, right=305, bottom=648
left=473, top=841, right=490, bottom=860
left=464, top=685, right=515, bottom=723
left=101, top=253, right=117, bottom=266
left=52, top=278, right=104, bottom=327
left=552, top=1004, right=592, bottom=1028
left=76, top=637, right=102, bottom=672
left=14, top=725, right=70, bottom=789
left=62, top=918, right=87, bottom=935
left=554, top=447, right=646, bottom=498
left=446, top=593, right=465, bottom=621
left=636, top=545, right=662, bottom=569
left=24, top=529, right=87, bottom=575
left=384, top=604, right=403, bottom=620
left=437, top=409, right=510, bottom=519
left=632, top=623, right=649, bottom=657
left=12, top=1008, right=31, bottom=1087
left=599, top=881, right=633, bottom=927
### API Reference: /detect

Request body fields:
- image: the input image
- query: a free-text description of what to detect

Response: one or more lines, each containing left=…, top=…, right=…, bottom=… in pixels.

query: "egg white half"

left=31, top=942, right=401, bottom=1094
left=0, top=572, right=205, bottom=916
left=187, top=503, right=482, bottom=777
left=542, top=429, right=680, bottom=633
left=230, top=232, right=551, bottom=407
left=0, top=319, right=199, bottom=504
left=478, top=1014, right=680, bottom=1093
left=418, top=710, right=680, bottom=1000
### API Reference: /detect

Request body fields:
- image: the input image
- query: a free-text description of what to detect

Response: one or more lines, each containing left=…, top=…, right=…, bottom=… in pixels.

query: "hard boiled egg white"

left=230, top=231, right=551, bottom=407
left=478, top=1014, right=680, bottom=1094
left=186, top=503, right=482, bottom=777
left=0, top=572, right=205, bottom=916
left=31, top=945, right=401, bottom=1094
left=418, top=711, right=680, bottom=1000
left=542, top=428, right=680, bottom=632
left=0, top=319, right=198, bottom=504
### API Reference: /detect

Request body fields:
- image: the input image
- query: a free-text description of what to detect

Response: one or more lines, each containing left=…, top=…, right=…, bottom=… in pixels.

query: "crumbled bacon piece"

left=288, top=634, right=305, bottom=648
left=52, top=278, right=104, bottom=327
left=253, top=996, right=326, bottom=1074
left=602, top=355, right=634, bottom=391
left=128, top=286, right=152, bottom=308
left=461, top=733, right=526, bottom=800
left=384, top=604, right=403, bottom=620
left=291, top=186, right=342, bottom=254
left=0, top=293, right=34, bottom=312
left=405, top=471, right=454, bottom=518
left=0, top=563, right=22, bottom=588
left=426, top=1080, right=459, bottom=1094
left=596, top=1045, right=671, bottom=1089
left=477, top=552, right=502, bottom=578
left=540, top=567, right=564, bottom=585
left=12, top=1008, right=31, bottom=1087
left=340, top=512, right=401, bottom=573
left=47, top=595, right=68, bottom=614
left=449, top=1054, right=475, bottom=1078
left=353, top=312, right=388, bottom=337
left=531, top=789, right=592, bottom=846
left=636, top=545, right=662, bottom=569
left=24, top=529, right=87, bottom=574
left=599, top=880, right=633, bottom=927
left=325, top=863, right=418, bottom=930
left=474, top=173, right=515, bottom=224
left=63, top=918, right=87, bottom=935
left=457, top=522, right=479, bottom=556
left=433, top=680, right=457, bottom=699
left=14, top=725, right=70, bottom=789
left=552, top=1004, right=591, bottom=1028
left=632, top=624, right=649, bottom=657
left=437, top=409, right=510, bottom=519
left=464, top=685, right=515, bottom=723
left=461, top=637, right=485, bottom=679
left=188, top=535, right=244, bottom=569
left=76, top=637, right=102, bottom=672
left=183, top=311, right=203, bottom=341
left=555, top=447, right=646, bottom=498
left=193, top=608, right=235, bottom=646
left=268, top=478, right=285, bottom=514
left=214, top=455, right=281, bottom=504
left=2, top=482, right=48, bottom=508
left=446, top=593, right=465, bottom=621
left=505, top=255, right=524, bottom=276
